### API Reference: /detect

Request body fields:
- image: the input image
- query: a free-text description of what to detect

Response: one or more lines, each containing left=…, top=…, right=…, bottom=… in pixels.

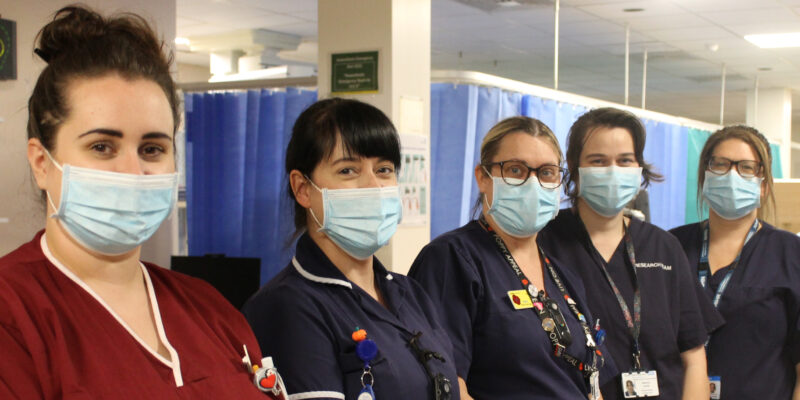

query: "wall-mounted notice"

left=331, top=51, right=378, bottom=94
left=399, top=134, right=429, bottom=226
left=0, top=18, right=17, bottom=80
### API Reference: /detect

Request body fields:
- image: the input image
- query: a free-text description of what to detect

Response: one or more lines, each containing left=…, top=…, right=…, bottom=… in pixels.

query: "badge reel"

left=353, top=328, right=378, bottom=400
left=242, top=345, right=288, bottom=400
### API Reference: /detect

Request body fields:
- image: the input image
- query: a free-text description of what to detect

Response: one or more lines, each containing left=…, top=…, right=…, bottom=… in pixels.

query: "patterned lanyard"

left=699, top=218, right=759, bottom=308
left=479, top=217, right=602, bottom=377
left=576, top=216, right=643, bottom=370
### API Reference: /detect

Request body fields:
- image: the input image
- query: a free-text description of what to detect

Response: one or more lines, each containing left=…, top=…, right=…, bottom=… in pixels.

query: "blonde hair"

left=479, top=116, right=562, bottom=166
left=697, top=125, right=776, bottom=223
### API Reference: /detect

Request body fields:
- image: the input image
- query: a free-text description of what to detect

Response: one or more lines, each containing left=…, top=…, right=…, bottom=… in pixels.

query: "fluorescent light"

left=174, top=37, right=191, bottom=46
left=745, top=32, right=800, bottom=48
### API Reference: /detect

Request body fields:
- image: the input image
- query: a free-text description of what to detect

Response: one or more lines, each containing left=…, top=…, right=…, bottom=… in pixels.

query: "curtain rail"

left=177, top=70, right=722, bottom=133
left=431, top=70, right=723, bottom=133
left=178, top=76, right=318, bottom=92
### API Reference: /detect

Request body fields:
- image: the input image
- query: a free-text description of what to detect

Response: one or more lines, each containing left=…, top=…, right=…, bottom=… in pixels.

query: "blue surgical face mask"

left=483, top=168, right=560, bottom=238
left=307, top=178, right=402, bottom=260
left=702, top=170, right=763, bottom=220
left=578, top=166, right=643, bottom=218
left=45, top=151, right=178, bottom=255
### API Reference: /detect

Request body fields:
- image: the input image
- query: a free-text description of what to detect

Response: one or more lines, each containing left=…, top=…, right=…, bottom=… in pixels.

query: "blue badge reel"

left=353, top=327, right=378, bottom=400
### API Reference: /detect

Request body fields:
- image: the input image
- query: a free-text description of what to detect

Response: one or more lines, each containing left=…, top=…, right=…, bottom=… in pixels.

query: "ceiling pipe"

left=554, top=0, right=560, bottom=90
left=641, top=48, right=648, bottom=109
left=719, top=63, right=726, bottom=125
left=624, top=24, right=630, bottom=106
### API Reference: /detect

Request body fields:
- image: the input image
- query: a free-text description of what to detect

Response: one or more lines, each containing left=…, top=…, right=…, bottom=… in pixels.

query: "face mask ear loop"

left=304, top=175, right=325, bottom=231
left=481, top=165, right=496, bottom=210
left=45, top=192, right=59, bottom=219
left=43, top=148, right=64, bottom=172
left=42, top=149, right=64, bottom=218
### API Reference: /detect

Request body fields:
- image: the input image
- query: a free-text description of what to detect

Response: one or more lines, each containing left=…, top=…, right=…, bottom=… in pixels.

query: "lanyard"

left=479, top=217, right=601, bottom=378
left=698, top=218, right=759, bottom=308
left=576, top=215, right=643, bottom=370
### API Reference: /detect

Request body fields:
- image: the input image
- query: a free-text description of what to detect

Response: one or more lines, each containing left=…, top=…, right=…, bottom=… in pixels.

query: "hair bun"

left=36, top=6, right=109, bottom=64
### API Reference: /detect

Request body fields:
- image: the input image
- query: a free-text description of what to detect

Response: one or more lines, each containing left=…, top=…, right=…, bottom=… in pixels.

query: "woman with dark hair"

left=409, top=116, right=616, bottom=400
left=0, top=5, right=268, bottom=398
left=670, top=126, right=800, bottom=399
left=243, top=98, right=458, bottom=400
left=537, top=107, right=722, bottom=399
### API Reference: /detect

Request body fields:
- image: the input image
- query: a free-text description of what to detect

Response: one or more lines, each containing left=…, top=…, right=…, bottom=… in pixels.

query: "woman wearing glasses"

left=410, top=116, right=616, bottom=400
left=537, top=108, right=722, bottom=400
left=670, top=126, right=800, bottom=399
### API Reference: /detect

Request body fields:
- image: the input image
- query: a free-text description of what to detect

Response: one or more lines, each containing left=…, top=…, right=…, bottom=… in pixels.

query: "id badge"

left=621, top=370, right=659, bottom=398
left=709, top=376, right=721, bottom=399
left=507, top=290, right=533, bottom=310
left=589, top=371, right=601, bottom=400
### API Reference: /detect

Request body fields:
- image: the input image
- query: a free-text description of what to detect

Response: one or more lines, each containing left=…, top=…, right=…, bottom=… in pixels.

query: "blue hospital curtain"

left=522, top=96, right=588, bottom=157
left=429, top=84, right=522, bottom=239
left=642, top=119, right=688, bottom=230
left=684, top=128, right=712, bottom=224
left=770, top=144, right=783, bottom=178
left=185, top=88, right=317, bottom=284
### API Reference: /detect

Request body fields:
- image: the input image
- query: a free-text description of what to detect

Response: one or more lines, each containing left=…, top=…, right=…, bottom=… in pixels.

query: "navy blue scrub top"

left=408, top=220, right=618, bottom=400
left=243, top=234, right=459, bottom=400
left=538, top=209, right=723, bottom=400
left=670, top=221, right=800, bottom=400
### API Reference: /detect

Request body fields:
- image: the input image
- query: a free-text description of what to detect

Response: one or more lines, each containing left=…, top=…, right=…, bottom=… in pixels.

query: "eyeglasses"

left=707, top=156, right=763, bottom=178
left=483, top=160, right=566, bottom=189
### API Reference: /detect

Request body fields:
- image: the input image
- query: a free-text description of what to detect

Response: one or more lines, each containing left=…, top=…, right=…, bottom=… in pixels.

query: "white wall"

left=0, top=0, right=176, bottom=256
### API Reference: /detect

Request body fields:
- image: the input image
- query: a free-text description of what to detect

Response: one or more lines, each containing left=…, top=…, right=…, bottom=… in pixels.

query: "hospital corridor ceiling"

left=176, top=0, right=800, bottom=126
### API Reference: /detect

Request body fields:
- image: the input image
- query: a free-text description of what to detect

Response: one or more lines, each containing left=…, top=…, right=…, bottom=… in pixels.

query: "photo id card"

left=589, top=371, right=600, bottom=400
left=621, top=370, right=659, bottom=398
left=709, top=376, right=721, bottom=399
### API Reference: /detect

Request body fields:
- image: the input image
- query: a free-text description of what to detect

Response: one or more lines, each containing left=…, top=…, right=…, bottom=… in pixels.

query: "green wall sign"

left=331, top=51, right=378, bottom=94
left=0, top=18, right=16, bottom=80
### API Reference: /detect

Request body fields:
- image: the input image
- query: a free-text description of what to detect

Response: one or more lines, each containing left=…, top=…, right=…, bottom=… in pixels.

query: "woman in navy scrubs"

left=670, top=125, right=800, bottom=399
left=410, top=116, right=615, bottom=400
left=537, top=107, right=722, bottom=399
left=243, top=98, right=458, bottom=400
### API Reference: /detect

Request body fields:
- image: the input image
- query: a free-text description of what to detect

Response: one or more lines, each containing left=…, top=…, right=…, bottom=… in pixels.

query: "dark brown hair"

left=564, top=107, right=662, bottom=204
left=27, top=5, right=179, bottom=152
left=697, top=125, right=775, bottom=222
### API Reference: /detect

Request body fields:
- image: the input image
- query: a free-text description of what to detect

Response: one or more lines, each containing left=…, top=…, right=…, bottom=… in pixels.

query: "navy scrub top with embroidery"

left=537, top=209, right=724, bottom=400
left=408, top=220, right=618, bottom=400
left=670, top=221, right=800, bottom=400
left=242, top=234, right=459, bottom=400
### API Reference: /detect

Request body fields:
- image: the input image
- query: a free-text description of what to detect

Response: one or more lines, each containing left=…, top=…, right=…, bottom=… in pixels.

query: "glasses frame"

left=706, top=156, right=763, bottom=178
left=483, top=160, right=566, bottom=188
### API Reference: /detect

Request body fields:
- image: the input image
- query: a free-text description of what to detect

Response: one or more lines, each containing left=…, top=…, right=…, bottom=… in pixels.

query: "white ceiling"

left=176, top=0, right=800, bottom=126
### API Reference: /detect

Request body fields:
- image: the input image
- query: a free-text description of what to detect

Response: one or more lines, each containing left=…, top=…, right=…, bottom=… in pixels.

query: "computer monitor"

left=170, top=255, right=260, bottom=310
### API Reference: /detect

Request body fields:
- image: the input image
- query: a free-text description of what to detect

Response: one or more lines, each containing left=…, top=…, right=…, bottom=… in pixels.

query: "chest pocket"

left=718, top=286, right=789, bottom=340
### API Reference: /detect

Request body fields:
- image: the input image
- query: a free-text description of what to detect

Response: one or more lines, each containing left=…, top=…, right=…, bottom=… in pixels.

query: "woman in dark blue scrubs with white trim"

left=670, top=125, right=800, bottom=400
left=243, top=98, right=458, bottom=400
left=537, top=107, right=722, bottom=400
left=410, top=116, right=616, bottom=400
